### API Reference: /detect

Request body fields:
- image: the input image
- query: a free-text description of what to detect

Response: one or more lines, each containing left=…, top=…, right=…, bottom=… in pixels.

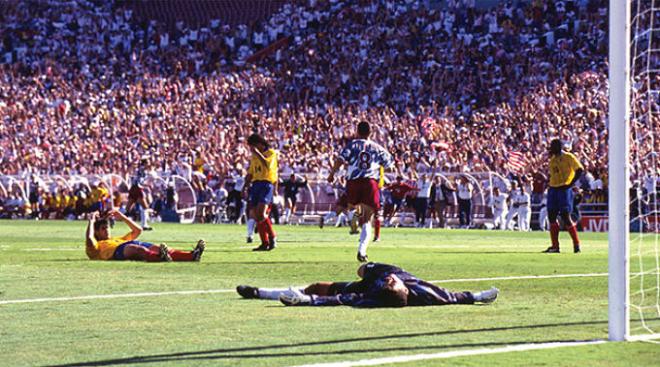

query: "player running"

left=127, top=157, right=153, bottom=231
left=327, top=121, right=396, bottom=262
left=244, top=133, right=279, bottom=251
left=280, top=174, right=307, bottom=224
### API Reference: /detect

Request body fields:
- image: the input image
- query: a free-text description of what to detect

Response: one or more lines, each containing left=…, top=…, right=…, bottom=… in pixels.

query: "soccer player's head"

left=549, top=139, right=563, bottom=155
left=247, top=133, right=270, bottom=150
left=378, top=274, right=409, bottom=307
left=357, top=121, right=371, bottom=138
left=93, top=218, right=111, bottom=240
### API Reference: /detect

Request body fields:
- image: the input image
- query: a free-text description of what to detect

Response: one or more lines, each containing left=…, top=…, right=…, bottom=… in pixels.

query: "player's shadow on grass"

left=45, top=319, right=615, bottom=367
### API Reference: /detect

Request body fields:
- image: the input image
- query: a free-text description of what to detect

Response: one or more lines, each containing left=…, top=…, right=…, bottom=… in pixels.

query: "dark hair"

left=377, top=287, right=408, bottom=308
left=357, top=121, right=370, bottom=138
left=549, top=139, right=562, bottom=155
left=94, top=218, right=109, bottom=232
left=247, top=133, right=270, bottom=149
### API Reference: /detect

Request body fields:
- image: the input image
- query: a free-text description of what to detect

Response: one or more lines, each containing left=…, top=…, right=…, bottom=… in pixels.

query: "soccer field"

left=1, top=220, right=658, bottom=367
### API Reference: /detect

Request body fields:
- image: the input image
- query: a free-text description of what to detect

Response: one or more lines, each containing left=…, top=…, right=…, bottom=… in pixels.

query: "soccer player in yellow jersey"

left=244, top=133, right=278, bottom=251
left=86, top=209, right=205, bottom=262
left=543, top=139, right=584, bottom=253
left=88, top=181, right=111, bottom=213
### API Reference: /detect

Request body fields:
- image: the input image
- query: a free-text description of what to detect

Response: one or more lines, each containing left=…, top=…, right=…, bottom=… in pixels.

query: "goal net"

left=629, top=0, right=660, bottom=341
left=610, top=0, right=660, bottom=342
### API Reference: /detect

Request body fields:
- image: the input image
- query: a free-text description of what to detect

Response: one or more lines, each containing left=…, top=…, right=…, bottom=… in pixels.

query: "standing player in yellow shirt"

left=543, top=139, right=584, bottom=253
left=244, top=133, right=279, bottom=251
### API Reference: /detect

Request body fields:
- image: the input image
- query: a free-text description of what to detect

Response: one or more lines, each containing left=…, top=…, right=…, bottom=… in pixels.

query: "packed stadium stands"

left=0, top=0, right=656, bottom=226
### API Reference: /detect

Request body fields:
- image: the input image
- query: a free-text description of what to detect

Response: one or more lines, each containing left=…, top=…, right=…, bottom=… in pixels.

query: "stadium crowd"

left=1, top=0, right=655, bottom=223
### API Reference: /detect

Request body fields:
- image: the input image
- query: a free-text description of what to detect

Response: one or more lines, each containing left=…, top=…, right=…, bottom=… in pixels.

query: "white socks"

left=357, top=222, right=371, bottom=256
left=247, top=218, right=256, bottom=238
left=257, top=288, right=304, bottom=300
left=284, top=208, right=291, bottom=223
left=335, top=212, right=345, bottom=227
left=139, top=206, right=148, bottom=227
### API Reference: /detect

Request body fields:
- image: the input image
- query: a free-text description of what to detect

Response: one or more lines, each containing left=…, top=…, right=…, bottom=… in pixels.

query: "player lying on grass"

left=85, top=209, right=205, bottom=262
left=237, top=262, right=498, bottom=307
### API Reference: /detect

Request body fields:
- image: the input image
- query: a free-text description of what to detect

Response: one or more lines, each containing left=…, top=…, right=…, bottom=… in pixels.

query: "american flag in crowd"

left=506, top=151, right=527, bottom=172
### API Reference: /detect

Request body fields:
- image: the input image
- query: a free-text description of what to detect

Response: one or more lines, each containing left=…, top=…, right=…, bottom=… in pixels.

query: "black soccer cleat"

left=319, top=217, right=325, bottom=229
left=268, top=237, right=277, bottom=251
left=142, top=226, right=153, bottom=231
left=373, top=236, right=380, bottom=243
left=542, top=246, right=560, bottom=253
left=246, top=236, right=253, bottom=244
left=159, top=243, right=172, bottom=262
left=574, top=245, right=581, bottom=253
left=192, top=239, right=206, bottom=261
left=357, top=253, right=368, bottom=262
left=236, top=285, right=259, bottom=299
left=253, top=244, right=270, bottom=251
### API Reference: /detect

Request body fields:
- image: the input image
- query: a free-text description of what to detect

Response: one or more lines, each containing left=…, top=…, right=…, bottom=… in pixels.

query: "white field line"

left=23, top=248, right=81, bottom=251
left=287, top=340, right=607, bottom=367
left=0, top=272, right=608, bottom=306
left=430, top=272, right=607, bottom=284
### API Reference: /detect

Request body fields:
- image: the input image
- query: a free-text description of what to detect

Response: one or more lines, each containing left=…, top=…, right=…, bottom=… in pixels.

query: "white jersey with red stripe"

left=339, top=139, right=394, bottom=181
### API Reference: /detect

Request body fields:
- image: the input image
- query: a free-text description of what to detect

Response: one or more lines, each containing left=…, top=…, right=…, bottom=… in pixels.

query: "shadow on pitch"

left=44, top=319, right=611, bottom=367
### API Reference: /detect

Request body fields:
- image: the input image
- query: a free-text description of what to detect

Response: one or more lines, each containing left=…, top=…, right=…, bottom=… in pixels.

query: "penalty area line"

left=287, top=340, right=607, bottom=367
left=0, top=272, right=608, bottom=306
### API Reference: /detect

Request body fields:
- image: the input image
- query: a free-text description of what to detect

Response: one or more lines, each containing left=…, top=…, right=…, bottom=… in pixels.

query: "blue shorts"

left=248, top=181, right=274, bottom=207
left=547, top=187, right=573, bottom=215
left=113, top=240, right=154, bottom=260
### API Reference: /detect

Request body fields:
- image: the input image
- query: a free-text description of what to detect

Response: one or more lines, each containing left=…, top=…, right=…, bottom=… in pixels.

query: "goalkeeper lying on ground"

left=237, top=262, right=498, bottom=307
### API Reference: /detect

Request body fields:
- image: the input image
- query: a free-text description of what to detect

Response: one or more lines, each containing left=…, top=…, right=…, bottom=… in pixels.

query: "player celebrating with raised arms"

left=244, top=133, right=279, bottom=251
left=328, top=121, right=396, bottom=262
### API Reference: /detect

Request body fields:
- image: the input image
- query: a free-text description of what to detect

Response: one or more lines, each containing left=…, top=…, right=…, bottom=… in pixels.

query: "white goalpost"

left=608, top=0, right=631, bottom=342
left=610, top=0, right=660, bottom=342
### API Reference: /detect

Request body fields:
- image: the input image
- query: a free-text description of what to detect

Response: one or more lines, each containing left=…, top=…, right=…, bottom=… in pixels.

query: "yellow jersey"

left=89, top=187, right=110, bottom=204
left=193, top=157, right=205, bottom=172
left=378, top=166, right=385, bottom=188
left=86, top=233, right=136, bottom=260
left=549, top=152, right=583, bottom=187
left=249, top=148, right=278, bottom=184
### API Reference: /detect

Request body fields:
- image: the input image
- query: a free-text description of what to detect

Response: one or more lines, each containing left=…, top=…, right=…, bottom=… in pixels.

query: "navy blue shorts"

left=113, top=240, right=154, bottom=260
left=547, top=187, right=573, bottom=215
left=249, top=181, right=274, bottom=207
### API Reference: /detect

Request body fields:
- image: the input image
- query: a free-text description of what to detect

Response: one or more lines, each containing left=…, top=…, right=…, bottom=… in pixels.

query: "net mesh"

left=629, top=0, right=660, bottom=340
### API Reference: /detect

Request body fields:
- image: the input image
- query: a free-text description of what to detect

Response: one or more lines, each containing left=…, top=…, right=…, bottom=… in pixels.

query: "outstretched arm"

left=85, top=213, right=100, bottom=259
left=327, top=159, right=344, bottom=184
left=111, top=209, right=142, bottom=240
left=308, top=293, right=383, bottom=307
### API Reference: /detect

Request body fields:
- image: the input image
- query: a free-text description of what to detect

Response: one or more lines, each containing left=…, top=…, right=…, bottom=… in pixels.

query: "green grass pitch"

left=1, top=220, right=658, bottom=366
